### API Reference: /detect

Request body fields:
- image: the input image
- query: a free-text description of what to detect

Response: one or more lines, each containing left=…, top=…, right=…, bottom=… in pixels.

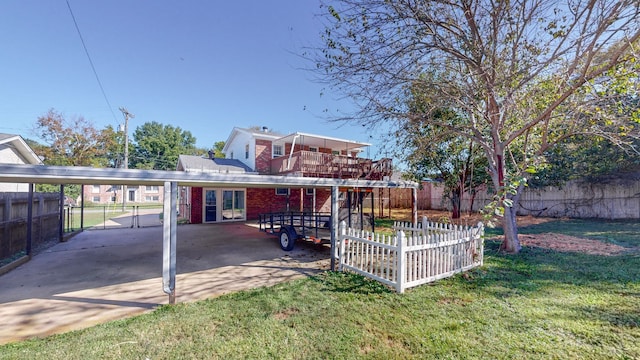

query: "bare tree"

left=316, top=0, right=640, bottom=252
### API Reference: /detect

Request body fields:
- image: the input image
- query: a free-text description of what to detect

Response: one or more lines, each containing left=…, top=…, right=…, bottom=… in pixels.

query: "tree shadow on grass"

left=461, top=240, right=640, bottom=327
left=311, top=271, right=393, bottom=295
left=480, top=240, right=639, bottom=285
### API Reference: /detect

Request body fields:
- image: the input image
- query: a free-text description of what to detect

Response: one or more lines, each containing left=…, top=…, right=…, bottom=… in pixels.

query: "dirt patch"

left=385, top=209, right=552, bottom=227
left=517, top=233, right=627, bottom=256
left=386, top=209, right=626, bottom=256
left=273, top=308, right=299, bottom=320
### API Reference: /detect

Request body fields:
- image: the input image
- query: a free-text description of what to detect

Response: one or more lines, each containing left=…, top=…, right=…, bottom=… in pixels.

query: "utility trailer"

left=258, top=212, right=332, bottom=251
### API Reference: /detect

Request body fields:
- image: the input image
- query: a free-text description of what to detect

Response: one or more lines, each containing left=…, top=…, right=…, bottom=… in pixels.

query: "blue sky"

left=0, top=1, right=383, bottom=159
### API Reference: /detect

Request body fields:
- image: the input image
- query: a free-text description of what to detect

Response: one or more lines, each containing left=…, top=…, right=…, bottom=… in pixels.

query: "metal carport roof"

left=0, top=163, right=418, bottom=304
left=0, top=164, right=416, bottom=189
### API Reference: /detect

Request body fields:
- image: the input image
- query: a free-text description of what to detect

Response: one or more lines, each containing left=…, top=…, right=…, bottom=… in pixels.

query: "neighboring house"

left=0, top=133, right=43, bottom=192
left=178, top=127, right=393, bottom=224
left=82, top=184, right=164, bottom=205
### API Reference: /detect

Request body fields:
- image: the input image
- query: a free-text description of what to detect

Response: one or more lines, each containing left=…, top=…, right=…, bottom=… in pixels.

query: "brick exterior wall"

left=246, top=188, right=288, bottom=220
left=190, top=187, right=331, bottom=224
left=255, top=139, right=272, bottom=174
left=191, top=187, right=203, bottom=223
left=245, top=188, right=332, bottom=220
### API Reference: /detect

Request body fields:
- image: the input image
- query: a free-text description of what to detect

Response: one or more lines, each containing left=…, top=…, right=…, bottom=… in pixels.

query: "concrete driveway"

left=0, top=222, right=330, bottom=344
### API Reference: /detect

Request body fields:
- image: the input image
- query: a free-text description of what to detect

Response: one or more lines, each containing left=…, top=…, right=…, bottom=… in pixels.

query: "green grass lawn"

left=2, top=220, right=639, bottom=359
left=64, top=204, right=162, bottom=231
left=65, top=208, right=127, bottom=230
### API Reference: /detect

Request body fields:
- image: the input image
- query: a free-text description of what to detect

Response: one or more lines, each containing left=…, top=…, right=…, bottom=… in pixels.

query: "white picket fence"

left=338, top=217, right=484, bottom=293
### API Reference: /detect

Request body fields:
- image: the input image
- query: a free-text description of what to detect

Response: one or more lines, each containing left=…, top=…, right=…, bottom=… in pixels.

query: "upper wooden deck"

left=270, top=151, right=393, bottom=180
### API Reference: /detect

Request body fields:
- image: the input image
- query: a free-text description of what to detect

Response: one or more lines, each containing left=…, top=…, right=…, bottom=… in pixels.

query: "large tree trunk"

left=450, top=188, right=461, bottom=219
left=468, top=191, right=476, bottom=215
left=492, top=151, right=522, bottom=253
left=500, top=205, right=521, bottom=253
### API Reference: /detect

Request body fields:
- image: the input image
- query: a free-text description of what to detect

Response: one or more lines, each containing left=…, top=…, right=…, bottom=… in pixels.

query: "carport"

left=0, top=164, right=418, bottom=305
left=0, top=222, right=333, bottom=343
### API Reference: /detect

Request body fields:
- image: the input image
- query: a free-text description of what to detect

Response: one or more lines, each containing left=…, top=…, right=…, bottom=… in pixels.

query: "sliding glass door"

left=222, top=190, right=245, bottom=220
left=203, top=188, right=245, bottom=222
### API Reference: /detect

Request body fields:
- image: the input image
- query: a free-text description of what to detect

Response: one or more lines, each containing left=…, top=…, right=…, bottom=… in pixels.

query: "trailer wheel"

left=279, top=227, right=296, bottom=251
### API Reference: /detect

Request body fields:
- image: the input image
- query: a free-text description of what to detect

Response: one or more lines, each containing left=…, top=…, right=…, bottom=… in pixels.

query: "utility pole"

left=119, top=107, right=134, bottom=211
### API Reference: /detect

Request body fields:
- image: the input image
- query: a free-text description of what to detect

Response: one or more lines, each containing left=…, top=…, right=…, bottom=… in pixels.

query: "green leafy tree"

left=211, top=141, right=226, bottom=158
left=131, top=121, right=198, bottom=170
left=100, top=124, right=130, bottom=169
left=531, top=135, right=640, bottom=187
left=395, top=107, right=489, bottom=218
left=316, top=0, right=640, bottom=252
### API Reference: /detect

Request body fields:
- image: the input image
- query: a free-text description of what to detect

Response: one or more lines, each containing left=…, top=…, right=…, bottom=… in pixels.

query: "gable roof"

left=177, top=155, right=255, bottom=174
left=222, top=127, right=284, bottom=153
left=0, top=133, right=43, bottom=165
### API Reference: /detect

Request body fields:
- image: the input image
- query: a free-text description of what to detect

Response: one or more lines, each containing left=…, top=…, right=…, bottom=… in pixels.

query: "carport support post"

left=59, top=184, right=64, bottom=241
left=162, top=181, right=178, bottom=304
left=27, top=183, right=33, bottom=257
left=330, top=186, right=339, bottom=271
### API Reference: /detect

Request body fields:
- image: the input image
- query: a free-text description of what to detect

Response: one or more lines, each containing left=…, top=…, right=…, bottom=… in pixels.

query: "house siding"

left=0, top=141, right=33, bottom=192
left=226, top=131, right=254, bottom=170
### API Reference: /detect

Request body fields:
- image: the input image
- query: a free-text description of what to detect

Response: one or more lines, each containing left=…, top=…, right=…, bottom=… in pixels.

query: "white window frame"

left=91, top=185, right=100, bottom=193
left=203, top=188, right=247, bottom=223
left=309, top=146, right=318, bottom=152
left=272, top=144, right=284, bottom=158
left=275, top=188, right=289, bottom=196
left=306, top=188, right=315, bottom=196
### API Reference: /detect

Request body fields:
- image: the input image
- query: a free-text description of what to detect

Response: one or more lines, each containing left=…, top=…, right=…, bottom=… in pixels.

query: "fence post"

left=477, top=222, right=484, bottom=266
left=421, top=216, right=428, bottom=237
left=339, top=221, right=347, bottom=271
left=396, top=230, right=406, bottom=293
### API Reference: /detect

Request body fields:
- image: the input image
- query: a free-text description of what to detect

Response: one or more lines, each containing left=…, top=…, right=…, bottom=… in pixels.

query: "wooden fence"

left=339, top=217, right=484, bottom=293
left=389, top=179, right=640, bottom=219
left=0, top=192, right=60, bottom=264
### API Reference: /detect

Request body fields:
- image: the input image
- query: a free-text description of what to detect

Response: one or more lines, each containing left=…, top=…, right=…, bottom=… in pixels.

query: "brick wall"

left=255, top=139, right=272, bottom=174
left=315, top=189, right=331, bottom=212
left=189, top=186, right=334, bottom=223
left=246, top=187, right=332, bottom=220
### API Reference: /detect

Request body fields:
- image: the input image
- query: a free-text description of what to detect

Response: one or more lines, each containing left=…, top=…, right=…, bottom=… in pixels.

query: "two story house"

left=177, top=127, right=393, bottom=224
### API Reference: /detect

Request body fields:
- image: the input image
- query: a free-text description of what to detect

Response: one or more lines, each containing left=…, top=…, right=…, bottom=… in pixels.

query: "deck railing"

left=270, top=151, right=391, bottom=179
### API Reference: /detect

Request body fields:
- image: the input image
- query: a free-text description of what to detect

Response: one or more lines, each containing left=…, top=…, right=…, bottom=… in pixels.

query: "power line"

left=65, top=0, right=118, bottom=123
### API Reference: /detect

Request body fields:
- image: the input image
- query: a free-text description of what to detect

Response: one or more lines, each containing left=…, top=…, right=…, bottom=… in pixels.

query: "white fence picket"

left=339, top=216, right=484, bottom=293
